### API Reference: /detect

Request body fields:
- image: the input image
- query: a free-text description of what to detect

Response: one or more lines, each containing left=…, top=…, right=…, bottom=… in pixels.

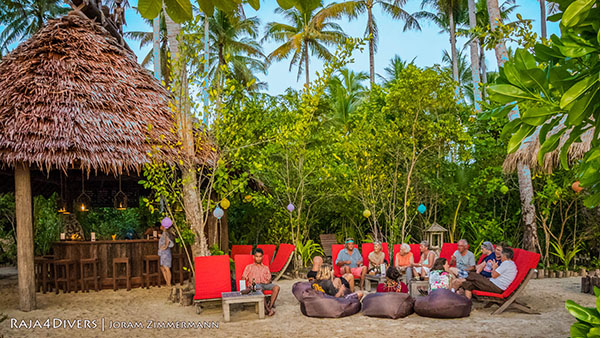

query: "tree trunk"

left=304, top=41, right=310, bottom=86
left=367, top=6, right=375, bottom=85
left=165, top=14, right=208, bottom=257
left=467, top=0, right=482, bottom=112
left=539, top=0, right=547, bottom=39
left=203, top=13, right=210, bottom=124
left=152, top=16, right=161, bottom=81
left=448, top=11, right=459, bottom=84
left=15, top=162, right=35, bottom=311
left=487, top=0, right=539, bottom=252
left=480, top=44, right=487, bottom=86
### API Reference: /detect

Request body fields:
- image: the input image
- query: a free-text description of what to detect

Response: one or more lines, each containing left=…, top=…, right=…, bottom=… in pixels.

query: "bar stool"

left=142, top=255, right=161, bottom=288
left=171, top=251, right=186, bottom=284
left=113, top=257, right=131, bottom=291
left=35, top=257, right=54, bottom=293
left=54, top=259, right=78, bottom=294
left=80, top=257, right=100, bottom=292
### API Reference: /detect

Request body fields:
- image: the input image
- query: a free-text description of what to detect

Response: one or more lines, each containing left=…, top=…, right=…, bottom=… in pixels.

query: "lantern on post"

left=424, top=222, right=448, bottom=252
left=75, top=175, right=91, bottom=212
left=113, top=175, right=127, bottom=210
left=287, top=203, right=295, bottom=212
left=213, top=206, right=224, bottom=219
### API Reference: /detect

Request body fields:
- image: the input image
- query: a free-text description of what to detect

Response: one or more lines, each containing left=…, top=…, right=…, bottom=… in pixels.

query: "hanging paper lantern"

left=572, top=181, right=583, bottom=193
left=287, top=203, right=295, bottom=212
left=500, top=185, right=509, bottom=194
left=417, top=204, right=427, bottom=214
left=213, top=206, right=224, bottom=219
left=221, top=198, right=231, bottom=210
left=161, top=217, right=173, bottom=228
left=363, top=209, right=371, bottom=218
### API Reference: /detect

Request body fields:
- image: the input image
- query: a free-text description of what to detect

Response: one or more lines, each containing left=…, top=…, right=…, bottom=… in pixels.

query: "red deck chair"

left=230, top=245, right=252, bottom=259
left=439, top=243, right=458, bottom=267
left=392, top=244, right=421, bottom=265
left=193, top=255, right=231, bottom=314
left=234, top=254, right=272, bottom=295
left=472, top=248, right=540, bottom=315
left=270, top=243, right=295, bottom=281
left=332, top=244, right=364, bottom=279
left=360, top=242, right=390, bottom=267
left=257, top=244, right=276, bottom=263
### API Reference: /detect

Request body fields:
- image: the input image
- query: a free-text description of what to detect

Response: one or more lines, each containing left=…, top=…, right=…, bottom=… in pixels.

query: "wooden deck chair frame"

left=474, top=269, right=539, bottom=315
left=272, top=251, right=294, bottom=282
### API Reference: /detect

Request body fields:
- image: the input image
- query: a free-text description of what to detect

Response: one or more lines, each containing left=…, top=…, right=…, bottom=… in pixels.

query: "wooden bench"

left=221, top=291, right=265, bottom=322
left=319, top=234, right=337, bottom=257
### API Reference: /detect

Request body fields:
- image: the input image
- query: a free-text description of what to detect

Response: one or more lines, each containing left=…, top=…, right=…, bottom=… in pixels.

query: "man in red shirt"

left=241, top=248, right=280, bottom=316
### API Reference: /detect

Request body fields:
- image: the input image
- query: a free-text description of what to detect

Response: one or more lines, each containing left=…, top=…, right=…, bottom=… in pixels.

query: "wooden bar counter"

left=53, top=239, right=160, bottom=289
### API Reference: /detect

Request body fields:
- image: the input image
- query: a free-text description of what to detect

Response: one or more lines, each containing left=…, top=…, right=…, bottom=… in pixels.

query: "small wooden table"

left=365, top=274, right=386, bottom=291
left=409, top=279, right=429, bottom=298
left=221, top=291, right=265, bottom=322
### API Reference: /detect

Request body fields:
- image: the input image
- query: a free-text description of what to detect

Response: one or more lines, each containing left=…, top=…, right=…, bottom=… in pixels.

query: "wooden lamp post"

left=425, top=222, right=448, bottom=252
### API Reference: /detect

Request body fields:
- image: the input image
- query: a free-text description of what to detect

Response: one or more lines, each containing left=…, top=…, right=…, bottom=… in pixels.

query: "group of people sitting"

left=307, top=238, right=518, bottom=301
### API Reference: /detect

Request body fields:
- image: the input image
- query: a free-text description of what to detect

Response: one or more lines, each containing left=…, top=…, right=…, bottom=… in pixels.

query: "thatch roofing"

left=503, top=124, right=595, bottom=174
left=0, top=13, right=180, bottom=175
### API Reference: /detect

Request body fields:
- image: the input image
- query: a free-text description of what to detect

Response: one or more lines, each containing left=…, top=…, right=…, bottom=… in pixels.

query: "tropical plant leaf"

left=562, top=0, right=595, bottom=27
left=565, top=300, right=600, bottom=325
left=521, top=106, right=558, bottom=126
left=488, top=84, right=536, bottom=104
left=277, top=0, right=296, bottom=10
left=570, top=322, right=591, bottom=338
left=560, top=126, right=587, bottom=169
left=507, top=124, right=536, bottom=153
left=138, top=0, right=164, bottom=19
left=560, top=75, right=598, bottom=109
left=247, top=0, right=260, bottom=10
left=164, top=0, right=193, bottom=23
left=538, top=127, right=566, bottom=165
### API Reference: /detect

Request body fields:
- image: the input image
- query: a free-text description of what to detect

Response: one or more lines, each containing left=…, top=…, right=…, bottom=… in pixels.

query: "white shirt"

left=490, top=260, right=517, bottom=290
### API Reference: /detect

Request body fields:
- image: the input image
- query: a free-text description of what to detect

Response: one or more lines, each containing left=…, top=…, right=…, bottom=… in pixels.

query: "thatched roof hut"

left=503, top=125, right=595, bottom=174
left=0, top=13, right=178, bottom=175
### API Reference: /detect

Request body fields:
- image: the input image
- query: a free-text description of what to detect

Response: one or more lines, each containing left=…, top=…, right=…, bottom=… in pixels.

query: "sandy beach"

left=0, top=269, right=592, bottom=338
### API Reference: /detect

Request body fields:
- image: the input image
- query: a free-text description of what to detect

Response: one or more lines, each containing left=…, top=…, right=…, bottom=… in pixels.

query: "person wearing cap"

left=158, top=217, right=175, bottom=287
left=336, top=238, right=367, bottom=290
left=476, top=241, right=502, bottom=278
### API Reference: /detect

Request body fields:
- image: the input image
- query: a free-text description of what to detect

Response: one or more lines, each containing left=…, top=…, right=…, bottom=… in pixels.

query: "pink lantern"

left=572, top=181, right=583, bottom=193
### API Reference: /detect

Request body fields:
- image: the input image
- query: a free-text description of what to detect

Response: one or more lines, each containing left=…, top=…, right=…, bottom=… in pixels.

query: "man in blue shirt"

left=336, top=238, right=367, bottom=290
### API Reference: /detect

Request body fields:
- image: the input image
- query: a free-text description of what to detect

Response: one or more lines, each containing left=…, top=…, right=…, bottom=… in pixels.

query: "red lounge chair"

left=392, top=244, right=421, bottom=265
left=230, top=245, right=252, bottom=259
left=332, top=244, right=364, bottom=279
left=234, top=254, right=272, bottom=295
left=193, top=255, right=231, bottom=314
left=472, top=248, right=540, bottom=315
left=257, top=244, right=276, bottom=263
left=270, top=243, right=295, bottom=281
left=439, top=243, right=458, bottom=267
left=361, top=242, right=390, bottom=267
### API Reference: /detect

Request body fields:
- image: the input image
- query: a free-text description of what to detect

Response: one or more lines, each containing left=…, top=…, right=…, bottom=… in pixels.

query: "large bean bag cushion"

left=362, top=292, right=415, bottom=319
left=414, top=289, right=472, bottom=318
left=292, top=281, right=313, bottom=302
left=300, top=288, right=361, bottom=318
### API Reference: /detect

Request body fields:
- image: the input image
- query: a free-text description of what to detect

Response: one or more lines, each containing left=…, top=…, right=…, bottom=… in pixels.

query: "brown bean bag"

left=300, top=288, right=361, bottom=318
left=292, top=281, right=313, bottom=302
left=414, top=289, right=472, bottom=318
left=362, top=292, right=415, bottom=319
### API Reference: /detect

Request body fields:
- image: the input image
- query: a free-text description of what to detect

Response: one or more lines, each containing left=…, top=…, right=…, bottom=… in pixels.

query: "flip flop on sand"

left=267, top=309, right=275, bottom=316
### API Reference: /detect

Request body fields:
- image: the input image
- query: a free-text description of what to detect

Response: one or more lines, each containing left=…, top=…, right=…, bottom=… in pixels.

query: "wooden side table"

left=409, top=279, right=429, bottom=298
left=365, top=274, right=386, bottom=291
left=221, top=291, right=265, bottom=322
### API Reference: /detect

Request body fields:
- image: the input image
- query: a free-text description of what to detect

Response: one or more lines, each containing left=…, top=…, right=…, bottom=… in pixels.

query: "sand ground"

left=0, top=268, right=593, bottom=338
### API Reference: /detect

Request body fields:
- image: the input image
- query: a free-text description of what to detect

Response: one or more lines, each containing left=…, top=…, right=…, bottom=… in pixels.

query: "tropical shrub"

left=565, top=287, right=600, bottom=337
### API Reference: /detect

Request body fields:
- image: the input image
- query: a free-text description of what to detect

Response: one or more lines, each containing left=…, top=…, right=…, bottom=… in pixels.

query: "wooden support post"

left=15, top=162, right=35, bottom=311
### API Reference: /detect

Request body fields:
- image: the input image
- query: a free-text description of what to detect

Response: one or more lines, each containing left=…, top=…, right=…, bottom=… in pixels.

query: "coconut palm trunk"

left=367, top=5, right=375, bottom=85
left=152, top=16, right=161, bottom=80
left=304, top=41, right=310, bottom=86
left=467, top=0, right=481, bottom=112
left=487, top=0, right=539, bottom=252
left=448, top=11, right=459, bottom=84
left=539, top=0, right=547, bottom=39
left=165, top=14, right=208, bottom=257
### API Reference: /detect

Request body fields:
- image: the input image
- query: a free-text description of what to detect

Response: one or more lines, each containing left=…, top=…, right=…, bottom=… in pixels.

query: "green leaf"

left=566, top=87, right=599, bottom=126
left=216, top=0, right=242, bottom=12
left=247, top=0, right=260, bottom=10
left=559, top=126, right=586, bottom=169
left=565, top=300, right=600, bottom=325
left=538, top=127, right=565, bottom=165
left=562, top=0, right=595, bottom=27
left=276, top=0, right=296, bottom=10
left=488, top=84, right=536, bottom=104
left=548, top=12, right=562, bottom=22
left=508, top=124, right=536, bottom=154
left=560, top=75, right=599, bottom=109
left=164, top=0, right=193, bottom=22
left=590, top=327, right=600, bottom=337
left=513, top=48, right=537, bottom=70
left=521, top=106, right=558, bottom=126
left=534, top=44, right=565, bottom=60
left=570, top=322, right=591, bottom=338
left=196, top=0, right=215, bottom=14
left=138, top=0, right=163, bottom=20
left=595, top=285, right=600, bottom=300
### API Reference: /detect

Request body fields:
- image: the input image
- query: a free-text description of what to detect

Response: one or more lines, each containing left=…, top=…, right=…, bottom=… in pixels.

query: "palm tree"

left=263, top=2, right=347, bottom=87
left=442, top=47, right=473, bottom=102
left=332, top=0, right=421, bottom=85
left=378, top=54, right=416, bottom=84
left=486, top=0, right=538, bottom=252
left=415, top=0, right=467, bottom=84
left=0, top=0, right=68, bottom=53
left=327, top=68, right=368, bottom=132
left=466, top=0, right=481, bottom=112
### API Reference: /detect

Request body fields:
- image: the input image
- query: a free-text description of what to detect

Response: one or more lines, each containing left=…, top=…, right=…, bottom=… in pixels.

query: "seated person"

left=459, top=247, right=518, bottom=299
left=394, top=243, right=414, bottom=283
left=414, top=240, right=436, bottom=279
left=241, top=248, right=280, bottom=316
left=368, top=241, right=388, bottom=274
left=476, top=241, right=502, bottom=278
left=428, top=258, right=451, bottom=291
left=377, top=266, right=407, bottom=293
left=335, top=238, right=367, bottom=290
left=307, top=256, right=323, bottom=281
left=449, top=239, right=476, bottom=278
left=312, top=265, right=363, bottom=300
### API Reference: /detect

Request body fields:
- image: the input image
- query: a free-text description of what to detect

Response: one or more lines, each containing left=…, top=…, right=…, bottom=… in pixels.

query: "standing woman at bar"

left=158, top=217, right=174, bottom=287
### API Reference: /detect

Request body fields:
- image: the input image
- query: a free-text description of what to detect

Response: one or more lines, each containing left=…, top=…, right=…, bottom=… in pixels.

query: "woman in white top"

left=413, top=240, right=436, bottom=279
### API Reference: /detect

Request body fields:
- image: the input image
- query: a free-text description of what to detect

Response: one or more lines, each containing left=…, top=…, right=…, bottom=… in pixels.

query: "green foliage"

left=565, top=287, right=600, bottom=337
left=296, top=236, right=324, bottom=267
left=0, top=193, right=16, bottom=264
left=486, top=0, right=600, bottom=207
left=77, top=204, right=155, bottom=241
left=551, top=240, right=582, bottom=271
left=33, top=194, right=63, bottom=256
